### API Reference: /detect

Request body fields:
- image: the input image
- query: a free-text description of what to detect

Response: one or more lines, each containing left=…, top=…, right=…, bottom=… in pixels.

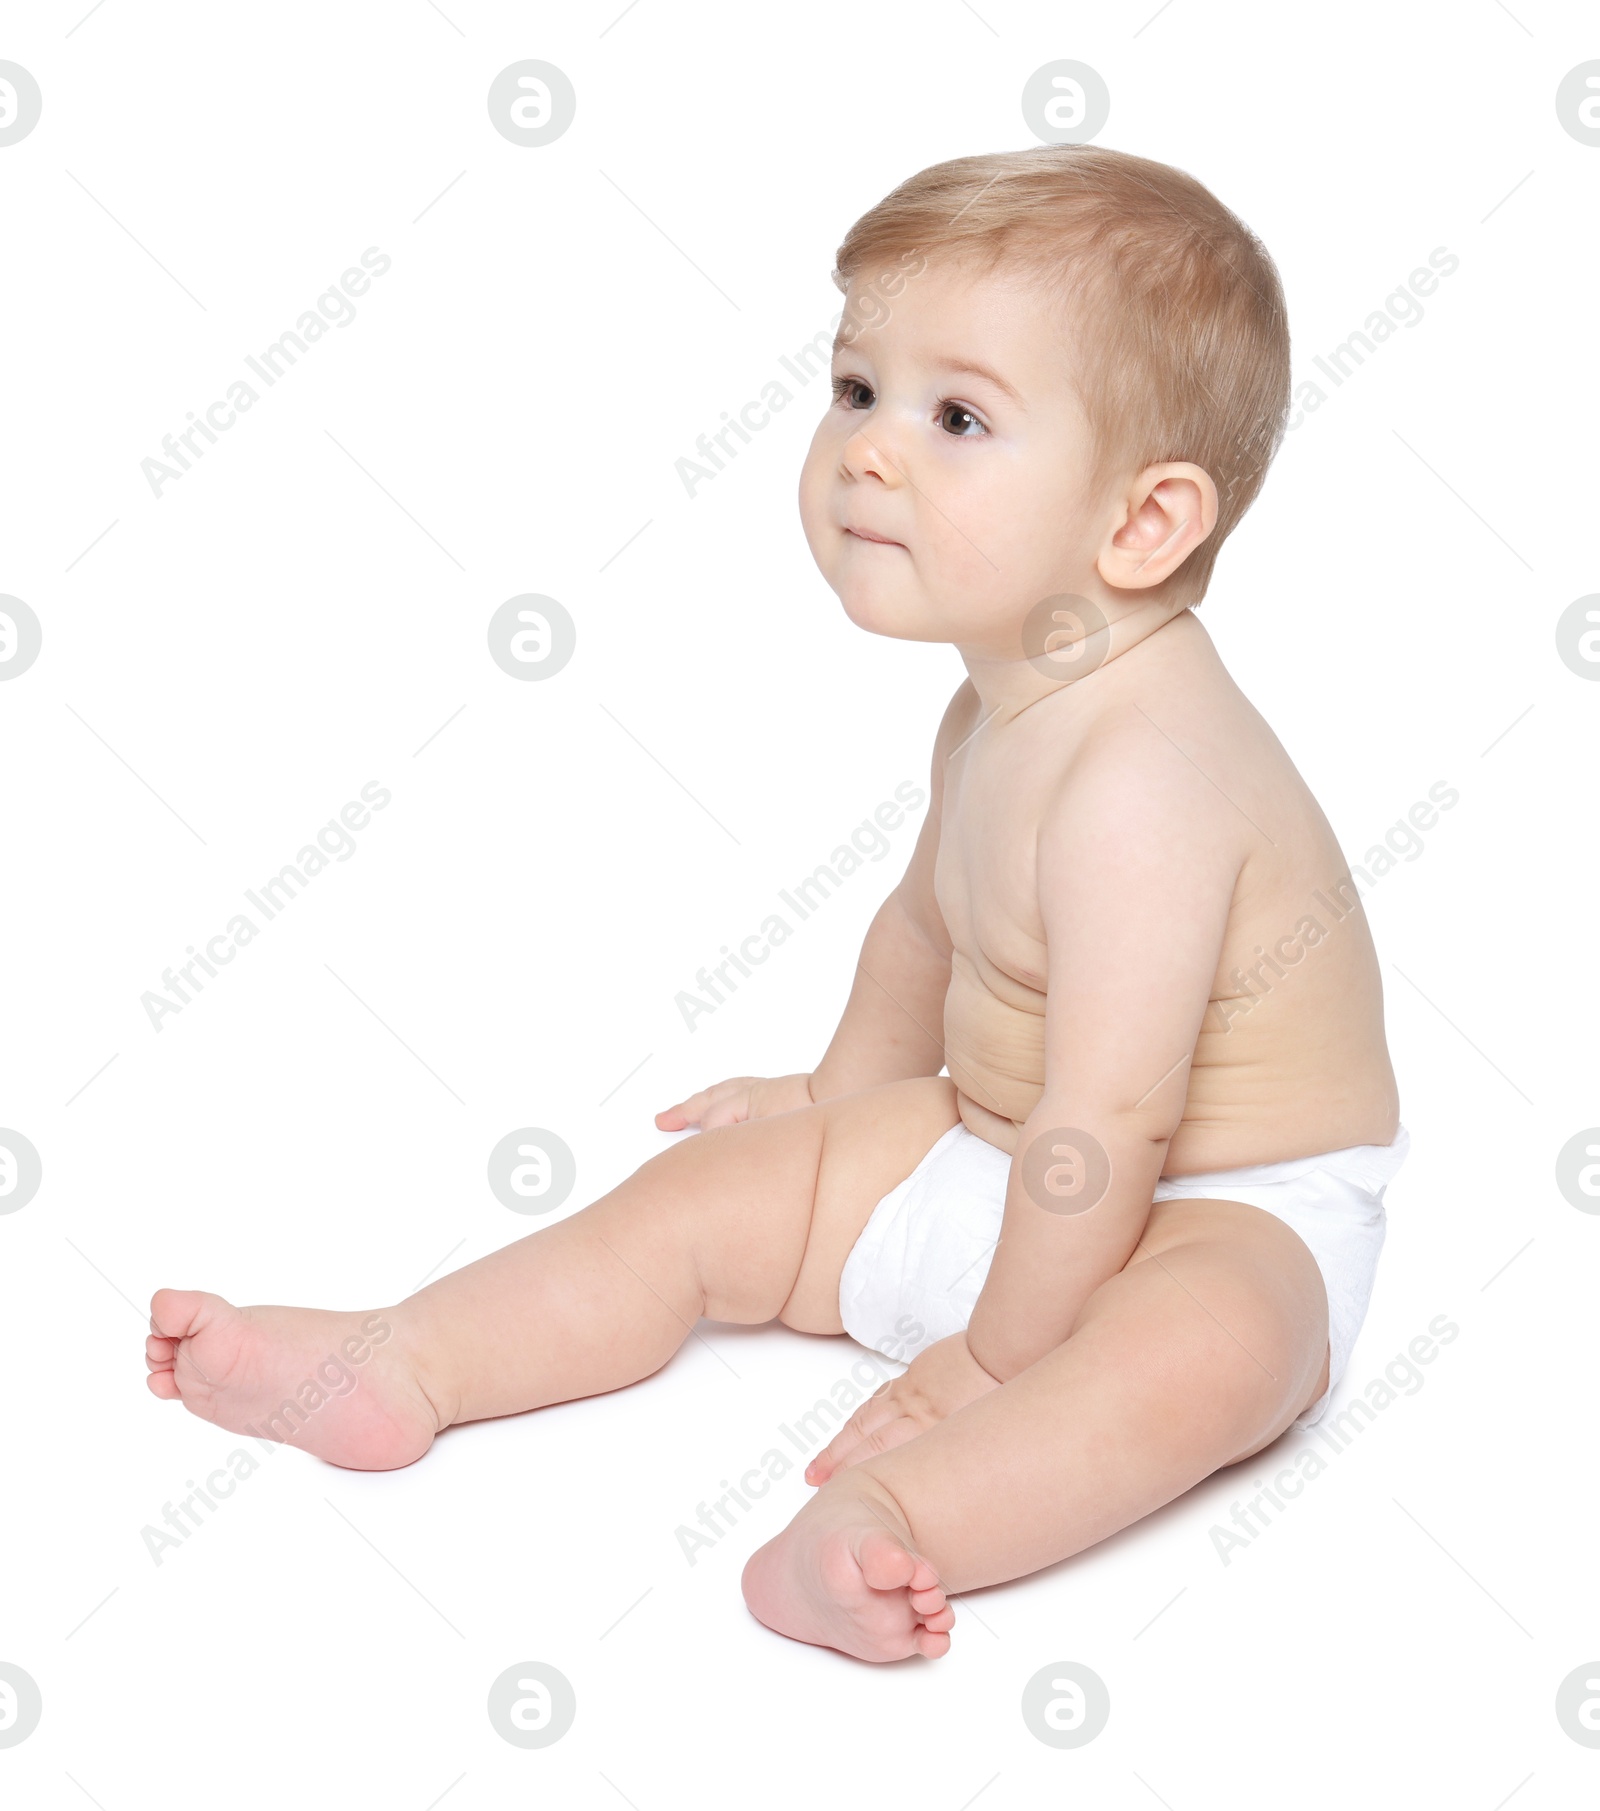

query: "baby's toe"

left=146, top=1371, right=181, bottom=1400
left=913, top=1626, right=952, bottom=1658
left=920, top=1603, right=956, bottom=1633
left=909, top=1584, right=947, bottom=1615
left=907, top=1557, right=943, bottom=1593
left=148, top=1287, right=218, bottom=1340
left=856, top=1530, right=918, bottom=1592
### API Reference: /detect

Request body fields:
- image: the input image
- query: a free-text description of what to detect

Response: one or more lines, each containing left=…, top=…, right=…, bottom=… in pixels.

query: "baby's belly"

left=940, top=962, right=1049, bottom=1133
left=942, top=960, right=1397, bottom=1173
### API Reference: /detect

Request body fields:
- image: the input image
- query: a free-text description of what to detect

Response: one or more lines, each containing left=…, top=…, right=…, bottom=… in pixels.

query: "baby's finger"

left=834, top=1415, right=924, bottom=1477
left=805, top=1403, right=883, bottom=1482
left=654, top=1092, right=703, bottom=1130
left=655, top=1086, right=722, bottom=1130
left=699, top=1097, right=751, bottom=1130
left=806, top=1410, right=919, bottom=1484
left=655, top=1077, right=750, bottom=1131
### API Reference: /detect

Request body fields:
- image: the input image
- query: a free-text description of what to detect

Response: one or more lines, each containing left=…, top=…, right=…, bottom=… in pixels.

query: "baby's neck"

left=958, top=596, right=1197, bottom=724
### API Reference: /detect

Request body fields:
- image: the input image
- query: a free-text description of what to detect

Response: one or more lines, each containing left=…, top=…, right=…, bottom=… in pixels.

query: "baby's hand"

left=654, top=1072, right=814, bottom=1132
left=804, top=1334, right=1003, bottom=1485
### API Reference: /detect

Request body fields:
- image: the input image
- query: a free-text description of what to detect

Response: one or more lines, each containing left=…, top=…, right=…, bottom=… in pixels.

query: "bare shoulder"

left=1041, top=699, right=1250, bottom=859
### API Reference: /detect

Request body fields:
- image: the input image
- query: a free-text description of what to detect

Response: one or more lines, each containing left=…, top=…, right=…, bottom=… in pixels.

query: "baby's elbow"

left=1024, top=1095, right=1178, bottom=1154
left=1014, top=1101, right=1172, bottom=1219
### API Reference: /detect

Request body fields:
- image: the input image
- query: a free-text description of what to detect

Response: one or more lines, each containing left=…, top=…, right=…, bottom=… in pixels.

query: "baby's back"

left=931, top=608, right=1399, bottom=1174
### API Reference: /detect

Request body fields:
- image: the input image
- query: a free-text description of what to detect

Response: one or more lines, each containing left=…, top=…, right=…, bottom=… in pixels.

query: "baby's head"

left=799, top=146, right=1290, bottom=653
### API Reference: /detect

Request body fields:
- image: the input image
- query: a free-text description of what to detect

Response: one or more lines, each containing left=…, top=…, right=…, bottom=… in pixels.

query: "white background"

left=2, top=0, right=1596, bottom=1804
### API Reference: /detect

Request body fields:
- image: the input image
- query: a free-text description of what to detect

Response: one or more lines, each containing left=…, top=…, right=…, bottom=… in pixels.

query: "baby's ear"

left=1098, top=463, right=1218, bottom=592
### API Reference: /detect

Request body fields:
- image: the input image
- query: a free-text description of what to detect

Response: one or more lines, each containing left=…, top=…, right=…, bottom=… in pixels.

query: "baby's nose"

left=840, top=425, right=904, bottom=486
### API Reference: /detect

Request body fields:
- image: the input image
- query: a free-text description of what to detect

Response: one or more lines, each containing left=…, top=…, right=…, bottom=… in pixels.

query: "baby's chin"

left=830, top=576, right=950, bottom=644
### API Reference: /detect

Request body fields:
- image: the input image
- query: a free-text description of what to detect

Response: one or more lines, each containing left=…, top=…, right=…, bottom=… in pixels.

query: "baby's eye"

left=939, top=401, right=987, bottom=438
left=832, top=376, right=875, bottom=410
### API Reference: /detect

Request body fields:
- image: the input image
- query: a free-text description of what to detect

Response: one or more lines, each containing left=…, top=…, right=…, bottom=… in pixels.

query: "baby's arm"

left=963, top=730, right=1241, bottom=1385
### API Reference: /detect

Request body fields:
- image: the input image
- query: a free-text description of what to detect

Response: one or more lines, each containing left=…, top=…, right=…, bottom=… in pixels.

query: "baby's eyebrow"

left=933, top=357, right=1025, bottom=408
left=826, top=346, right=1027, bottom=410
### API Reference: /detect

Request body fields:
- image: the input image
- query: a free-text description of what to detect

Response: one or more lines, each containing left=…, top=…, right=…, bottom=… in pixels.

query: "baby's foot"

left=741, top=1471, right=955, bottom=1661
left=145, top=1289, right=441, bottom=1471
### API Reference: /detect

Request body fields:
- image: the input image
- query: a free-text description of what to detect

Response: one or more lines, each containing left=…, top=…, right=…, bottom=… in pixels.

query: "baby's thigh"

left=777, top=1076, right=961, bottom=1335
left=1115, top=1195, right=1331, bottom=1452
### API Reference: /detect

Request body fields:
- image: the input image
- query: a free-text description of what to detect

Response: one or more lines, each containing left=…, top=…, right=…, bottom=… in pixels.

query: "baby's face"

left=799, top=256, right=1113, bottom=649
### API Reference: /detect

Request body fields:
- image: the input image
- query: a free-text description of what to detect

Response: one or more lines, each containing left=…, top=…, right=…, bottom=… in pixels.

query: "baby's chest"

left=934, top=790, right=1046, bottom=986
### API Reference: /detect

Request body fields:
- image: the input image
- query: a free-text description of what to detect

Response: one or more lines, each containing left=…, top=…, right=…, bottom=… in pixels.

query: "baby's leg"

left=145, top=1077, right=960, bottom=1477
left=743, top=1195, right=1328, bottom=1655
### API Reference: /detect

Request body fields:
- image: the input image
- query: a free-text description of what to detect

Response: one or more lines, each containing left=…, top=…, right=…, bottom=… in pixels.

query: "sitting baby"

left=147, top=143, right=1406, bottom=1664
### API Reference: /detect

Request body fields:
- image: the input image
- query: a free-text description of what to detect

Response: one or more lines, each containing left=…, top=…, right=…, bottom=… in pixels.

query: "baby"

left=145, top=145, right=1407, bottom=1663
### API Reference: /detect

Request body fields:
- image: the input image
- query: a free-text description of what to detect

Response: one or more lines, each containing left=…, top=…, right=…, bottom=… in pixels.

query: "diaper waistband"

left=1160, top=1123, right=1410, bottom=1198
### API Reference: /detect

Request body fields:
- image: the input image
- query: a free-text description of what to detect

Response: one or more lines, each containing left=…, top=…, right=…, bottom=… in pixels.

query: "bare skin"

left=147, top=253, right=1398, bottom=1663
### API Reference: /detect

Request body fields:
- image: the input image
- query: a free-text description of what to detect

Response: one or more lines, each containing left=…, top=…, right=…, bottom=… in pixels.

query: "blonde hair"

left=832, top=146, right=1291, bottom=604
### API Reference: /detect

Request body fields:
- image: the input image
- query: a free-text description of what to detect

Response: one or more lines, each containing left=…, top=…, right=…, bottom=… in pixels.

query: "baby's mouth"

left=843, top=526, right=904, bottom=547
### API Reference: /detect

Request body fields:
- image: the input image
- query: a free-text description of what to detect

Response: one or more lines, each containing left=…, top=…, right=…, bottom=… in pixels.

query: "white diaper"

left=838, top=1122, right=1410, bottom=1429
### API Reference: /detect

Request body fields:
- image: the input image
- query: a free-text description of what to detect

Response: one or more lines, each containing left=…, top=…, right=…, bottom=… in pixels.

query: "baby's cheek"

left=796, top=437, right=836, bottom=546
left=965, top=480, right=1077, bottom=598
left=928, top=505, right=1015, bottom=596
